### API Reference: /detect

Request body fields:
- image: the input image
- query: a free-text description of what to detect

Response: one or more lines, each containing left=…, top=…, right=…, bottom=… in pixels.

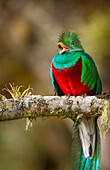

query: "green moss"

left=100, top=101, right=110, bottom=134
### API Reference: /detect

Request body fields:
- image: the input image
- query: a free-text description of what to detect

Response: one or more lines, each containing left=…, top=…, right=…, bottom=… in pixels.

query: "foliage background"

left=0, top=0, right=110, bottom=169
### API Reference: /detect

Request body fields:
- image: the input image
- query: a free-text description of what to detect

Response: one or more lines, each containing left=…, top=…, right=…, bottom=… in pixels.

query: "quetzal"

left=50, top=30, right=102, bottom=170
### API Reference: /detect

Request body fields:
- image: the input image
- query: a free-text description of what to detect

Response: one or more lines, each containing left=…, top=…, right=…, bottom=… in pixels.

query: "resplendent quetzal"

left=50, top=30, right=102, bottom=170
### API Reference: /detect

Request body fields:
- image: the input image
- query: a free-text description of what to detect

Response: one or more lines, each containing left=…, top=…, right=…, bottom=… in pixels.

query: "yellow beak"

left=57, top=42, right=71, bottom=54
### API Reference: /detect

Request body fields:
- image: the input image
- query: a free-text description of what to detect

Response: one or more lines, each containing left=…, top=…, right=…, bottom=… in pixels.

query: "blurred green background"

left=0, top=0, right=110, bottom=169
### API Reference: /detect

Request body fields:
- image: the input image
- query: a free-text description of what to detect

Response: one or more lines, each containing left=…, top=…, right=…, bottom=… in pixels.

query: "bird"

left=50, top=30, right=102, bottom=170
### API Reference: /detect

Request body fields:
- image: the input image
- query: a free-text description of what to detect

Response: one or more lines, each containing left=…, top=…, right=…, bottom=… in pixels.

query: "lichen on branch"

left=0, top=95, right=109, bottom=126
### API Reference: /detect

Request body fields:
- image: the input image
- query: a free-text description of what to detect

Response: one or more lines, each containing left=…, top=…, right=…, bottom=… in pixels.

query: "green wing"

left=81, top=52, right=102, bottom=94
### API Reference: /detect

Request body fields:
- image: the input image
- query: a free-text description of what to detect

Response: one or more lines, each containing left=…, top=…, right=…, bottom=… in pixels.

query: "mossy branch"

left=0, top=94, right=110, bottom=131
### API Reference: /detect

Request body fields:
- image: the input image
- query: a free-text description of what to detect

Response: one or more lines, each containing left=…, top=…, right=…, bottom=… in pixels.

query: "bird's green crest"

left=58, top=30, right=84, bottom=51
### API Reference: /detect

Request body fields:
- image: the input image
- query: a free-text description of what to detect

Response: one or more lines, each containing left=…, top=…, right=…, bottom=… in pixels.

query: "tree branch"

left=0, top=94, right=109, bottom=119
left=0, top=94, right=110, bottom=131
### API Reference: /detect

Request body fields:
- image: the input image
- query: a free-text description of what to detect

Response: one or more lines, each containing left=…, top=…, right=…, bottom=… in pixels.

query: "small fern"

left=2, top=83, right=33, bottom=99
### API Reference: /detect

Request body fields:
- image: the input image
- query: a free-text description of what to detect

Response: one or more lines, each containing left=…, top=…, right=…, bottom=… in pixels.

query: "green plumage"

left=52, top=51, right=102, bottom=94
left=50, top=30, right=102, bottom=170
left=59, top=30, right=84, bottom=50
left=71, top=125, right=83, bottom=170
left=81, top=53, right=102, bottom=94
left=91, top=126, right=101, bottom=170
left=71, top=123, right=100, bottom=170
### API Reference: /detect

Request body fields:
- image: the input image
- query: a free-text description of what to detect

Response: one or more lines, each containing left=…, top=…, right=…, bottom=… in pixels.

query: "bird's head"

left=58, top=30, right=84, bottom=54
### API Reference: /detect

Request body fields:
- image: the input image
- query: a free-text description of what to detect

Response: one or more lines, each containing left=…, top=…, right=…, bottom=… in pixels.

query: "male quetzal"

left=50, top=30, right=102, bottom=170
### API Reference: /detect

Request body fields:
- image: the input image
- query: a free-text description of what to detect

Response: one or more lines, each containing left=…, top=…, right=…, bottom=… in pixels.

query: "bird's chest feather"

left=52, top=57, right=93, bottom=95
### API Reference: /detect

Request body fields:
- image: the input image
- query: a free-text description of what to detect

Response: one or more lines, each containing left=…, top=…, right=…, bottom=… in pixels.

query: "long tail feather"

left=91, top=125, right=101, bottom=170
left=71, top=124, right=83, bottom=170
left=71, top=118, right=100, bottom=170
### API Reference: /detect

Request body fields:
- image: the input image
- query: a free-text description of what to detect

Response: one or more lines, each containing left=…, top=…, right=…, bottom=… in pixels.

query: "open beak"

left=57, top=42, right=72, bottom=54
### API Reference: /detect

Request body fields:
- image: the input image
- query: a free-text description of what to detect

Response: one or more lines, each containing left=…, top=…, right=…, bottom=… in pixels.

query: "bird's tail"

left=71, top=117, right=100, bottom=170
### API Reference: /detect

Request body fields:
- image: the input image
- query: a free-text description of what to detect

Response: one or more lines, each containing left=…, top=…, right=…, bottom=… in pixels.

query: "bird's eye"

left=71, top=41, right=74, bottom=45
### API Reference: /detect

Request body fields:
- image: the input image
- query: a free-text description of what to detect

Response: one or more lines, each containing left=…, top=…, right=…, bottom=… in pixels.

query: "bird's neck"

left=66, top=48, right=84, bottom=53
